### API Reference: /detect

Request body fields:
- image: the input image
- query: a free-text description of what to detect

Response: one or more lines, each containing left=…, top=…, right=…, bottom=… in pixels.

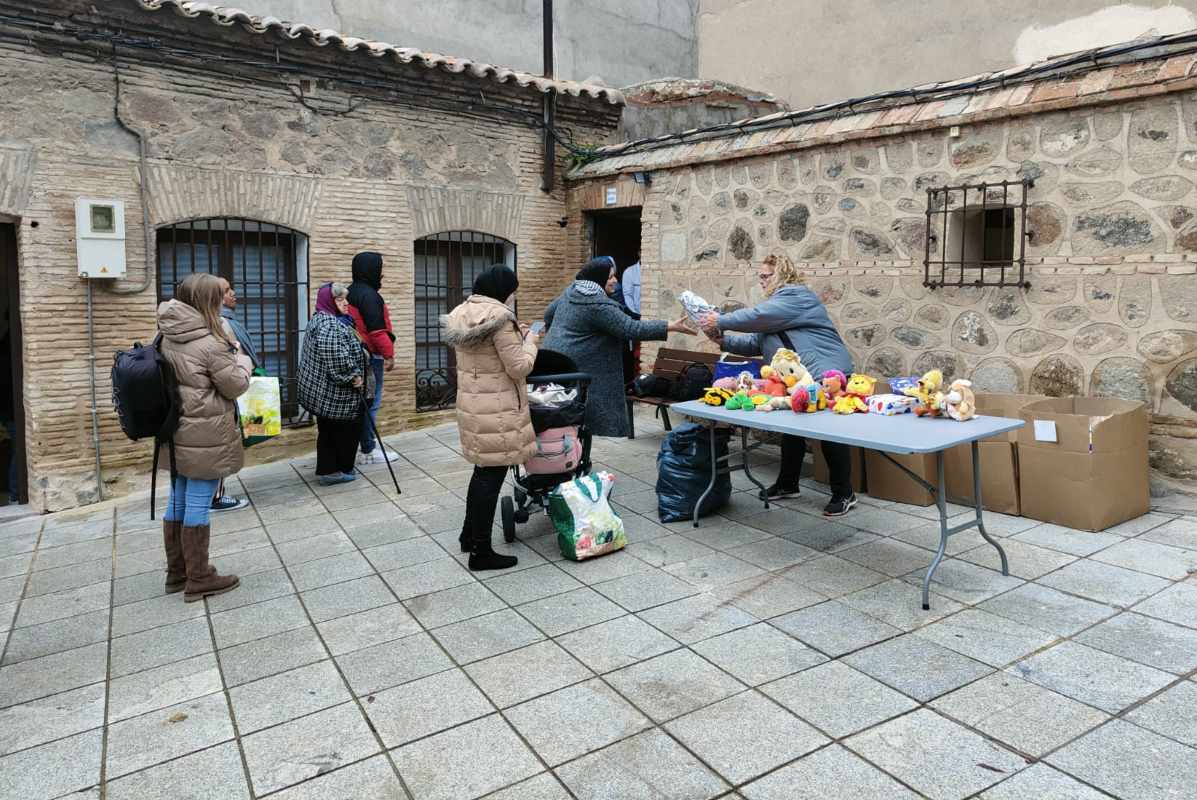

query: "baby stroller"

left=501, top=349, right=593, bottom=542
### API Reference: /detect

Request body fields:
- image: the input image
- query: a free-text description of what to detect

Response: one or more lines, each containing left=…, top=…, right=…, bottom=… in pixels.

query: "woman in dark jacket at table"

left=699, top=253, right=858, bottom=517
left=544, top=257, right=694, bottom=438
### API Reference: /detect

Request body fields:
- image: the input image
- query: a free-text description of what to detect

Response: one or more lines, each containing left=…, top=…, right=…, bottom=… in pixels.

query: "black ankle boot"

left=458, top=524, right=471, bottom=553
left=468, top=538, right=518, bottom=571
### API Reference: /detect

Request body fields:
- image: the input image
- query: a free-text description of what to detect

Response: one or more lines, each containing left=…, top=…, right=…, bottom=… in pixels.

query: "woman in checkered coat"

left=298, top=283, right=371, bottom=485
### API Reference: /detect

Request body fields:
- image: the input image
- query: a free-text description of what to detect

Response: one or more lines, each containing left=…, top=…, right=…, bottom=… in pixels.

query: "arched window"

left=414, top=231, right=516, bottom=411
left=156, top=218, right=310, bottom=420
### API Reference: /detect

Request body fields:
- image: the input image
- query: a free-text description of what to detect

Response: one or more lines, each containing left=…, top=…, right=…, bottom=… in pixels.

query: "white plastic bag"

left=548, top=471, right=627, bottom=561
left=527, top=383, right=578, bottom=408
left=679, top=290, right=715, bottom=326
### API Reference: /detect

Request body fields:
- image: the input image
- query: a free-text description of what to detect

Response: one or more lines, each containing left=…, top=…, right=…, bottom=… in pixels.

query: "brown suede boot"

left=163, top=520, right=186, bottom=594
left=181, top=524, right=239, bottom=603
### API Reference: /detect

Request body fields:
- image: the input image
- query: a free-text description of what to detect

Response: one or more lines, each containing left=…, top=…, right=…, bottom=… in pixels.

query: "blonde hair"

left=761, top=253, right=804, bottom=297
left=176, top=273, right=232, bottom=346
left=331, top=282, right=349, bottom=300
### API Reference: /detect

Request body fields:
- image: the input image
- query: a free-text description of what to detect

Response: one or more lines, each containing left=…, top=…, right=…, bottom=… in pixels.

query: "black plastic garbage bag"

left=656, top=423, right=731, bottom=523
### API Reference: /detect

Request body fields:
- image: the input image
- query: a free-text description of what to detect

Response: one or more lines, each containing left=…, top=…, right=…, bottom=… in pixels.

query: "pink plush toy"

left=713, top=376, right=739, bottom=391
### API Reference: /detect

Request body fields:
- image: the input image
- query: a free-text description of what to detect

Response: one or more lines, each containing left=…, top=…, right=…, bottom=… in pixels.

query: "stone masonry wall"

left=573, top=93, right=1197, bottom=491
left=0, top=29, right=617, bottom=511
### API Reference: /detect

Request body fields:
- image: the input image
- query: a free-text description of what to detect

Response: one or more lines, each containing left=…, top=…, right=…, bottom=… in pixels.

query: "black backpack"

left=112, top=335, right=182, bottom=519
left=632, top=374, right=673, bottom=398
left=671, top=362, right=713, bottom=402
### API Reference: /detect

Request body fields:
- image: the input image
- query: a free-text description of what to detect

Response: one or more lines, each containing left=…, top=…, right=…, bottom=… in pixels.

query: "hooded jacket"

left=347, top=252, right=395, bottom=359
left=718, top=284, right=853, bottom=379
left=156, top=299, right=252, bottom=479
left=442, top=295, right=538, bottom=467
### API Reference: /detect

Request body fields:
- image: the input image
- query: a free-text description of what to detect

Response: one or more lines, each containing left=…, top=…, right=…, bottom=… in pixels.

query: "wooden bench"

left=625, top=347, right=721, bottom=439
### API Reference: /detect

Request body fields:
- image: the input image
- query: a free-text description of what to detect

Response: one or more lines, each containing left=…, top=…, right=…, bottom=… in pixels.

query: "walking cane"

left=361, top=385, right=402, bottom=496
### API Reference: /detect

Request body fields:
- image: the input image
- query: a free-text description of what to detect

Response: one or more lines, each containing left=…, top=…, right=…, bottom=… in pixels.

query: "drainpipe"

left=86, top=280, right=103, bottom=501
left=540, top=0, right=555, bottom=193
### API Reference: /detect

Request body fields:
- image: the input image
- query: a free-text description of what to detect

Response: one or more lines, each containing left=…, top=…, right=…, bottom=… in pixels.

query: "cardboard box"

left=943, top=393, right=1049, bottom=516
left=811, top=442, right=866, bottom=493
left=864, top=450, right=935, bottom=506
left=1017, top=397, right=1149, bottom=531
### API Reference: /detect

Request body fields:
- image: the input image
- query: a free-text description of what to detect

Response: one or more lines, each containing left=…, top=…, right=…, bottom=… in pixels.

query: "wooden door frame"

left=0, top=223, right=26, bottom=504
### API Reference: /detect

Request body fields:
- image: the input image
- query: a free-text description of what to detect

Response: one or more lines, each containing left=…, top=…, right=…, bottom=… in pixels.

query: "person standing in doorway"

left=211, top=277, right=259, bottom=513
left=347, top=251, right=399, bottom=465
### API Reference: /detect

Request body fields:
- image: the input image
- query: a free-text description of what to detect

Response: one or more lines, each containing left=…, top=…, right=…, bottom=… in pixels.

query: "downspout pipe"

left=86, top=280, right=103, bottom=501
left=540, top=0, right=555, bottom=193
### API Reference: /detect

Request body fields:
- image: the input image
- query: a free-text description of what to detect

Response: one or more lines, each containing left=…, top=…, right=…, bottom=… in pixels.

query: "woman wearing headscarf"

left=442, top=265, right=538, bottom=571
left=298, top=283, right=370, bottom=485
left=543, top=256, right=694, bottom=438
left=699, top=253, right=858, bottom=517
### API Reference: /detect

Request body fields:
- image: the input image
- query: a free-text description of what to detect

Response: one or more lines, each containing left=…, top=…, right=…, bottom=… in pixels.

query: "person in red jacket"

left=347, top=251, right=399, bottom=464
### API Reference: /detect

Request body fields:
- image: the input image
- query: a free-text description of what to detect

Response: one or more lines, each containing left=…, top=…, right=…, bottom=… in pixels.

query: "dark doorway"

left=0, top=223, right=26, bottom=505
left=589, top=207, right=642, bottom=278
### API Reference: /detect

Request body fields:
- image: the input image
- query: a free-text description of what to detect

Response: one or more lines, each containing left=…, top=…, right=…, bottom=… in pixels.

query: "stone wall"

left=0, top=10, right=618, bottom=511
left=572, top=92, right=1197, bottom=491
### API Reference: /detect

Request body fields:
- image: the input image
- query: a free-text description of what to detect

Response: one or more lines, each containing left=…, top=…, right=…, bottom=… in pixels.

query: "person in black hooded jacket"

left=347, top=251, right=399, bottom=464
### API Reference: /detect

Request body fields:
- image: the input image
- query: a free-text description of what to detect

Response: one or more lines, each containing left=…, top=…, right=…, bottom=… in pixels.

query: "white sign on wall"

left=605, top=186, right=618, bottom=206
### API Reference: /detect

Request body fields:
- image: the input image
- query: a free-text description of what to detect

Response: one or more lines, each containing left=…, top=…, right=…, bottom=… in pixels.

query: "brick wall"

left=0, top=12, right=619, bottom=511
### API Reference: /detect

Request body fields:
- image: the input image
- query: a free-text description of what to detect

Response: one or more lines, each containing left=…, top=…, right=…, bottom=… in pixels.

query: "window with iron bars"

left=924, top=179, right=1033, bottom=289
left=414, top=232, right=517, bottom=412
left=156, top=219, right=310, bottom=422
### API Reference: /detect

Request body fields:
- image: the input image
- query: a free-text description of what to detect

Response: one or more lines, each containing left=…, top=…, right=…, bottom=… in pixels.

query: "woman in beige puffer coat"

left=157, top=273, right=252, bottom=602
left=442, top=265, right=537, bottom=571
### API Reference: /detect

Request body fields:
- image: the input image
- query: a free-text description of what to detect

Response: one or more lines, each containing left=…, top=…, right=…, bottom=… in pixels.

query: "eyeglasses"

left=757, top=273, right=772, bottom=282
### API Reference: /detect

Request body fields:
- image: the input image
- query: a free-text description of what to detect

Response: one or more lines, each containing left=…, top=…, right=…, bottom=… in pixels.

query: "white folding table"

left=670, top=400, right=1025, bottom=609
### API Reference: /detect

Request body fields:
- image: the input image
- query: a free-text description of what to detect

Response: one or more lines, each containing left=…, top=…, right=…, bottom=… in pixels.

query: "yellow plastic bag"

left=237, top=376, right=282, bottom=447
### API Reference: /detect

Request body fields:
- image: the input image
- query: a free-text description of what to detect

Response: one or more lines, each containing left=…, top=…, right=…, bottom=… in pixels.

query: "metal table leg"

left=972, top=440, right=1009, bottom=575
left=739, top=427, right=768, bottom=506
left=922, top=451, right=949, bottom=611
left=693, top=424, right=719, bottom=528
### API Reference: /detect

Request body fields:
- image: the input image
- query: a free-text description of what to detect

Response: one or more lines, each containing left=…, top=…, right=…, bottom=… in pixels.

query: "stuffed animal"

left=712, top=376, right=740, bottom=392
left=831, top=373, right=876, bottom=414
left=725, top=390, right=752, bottom=411
left=822, top=370, right=848, bottom=405
left=702, top=387, right=734, bottom=406
left=904, top=369, right=944, bottom=417
left=760, top=349, right=813, bottom=394
left=940, top=379, right=976, bottom=421
left=790, top=383, right=826, bottom=413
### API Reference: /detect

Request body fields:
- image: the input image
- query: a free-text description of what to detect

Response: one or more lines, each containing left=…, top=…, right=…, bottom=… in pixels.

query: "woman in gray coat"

left=545, top=257, right=694, bottom=437
left=699, top=253, right=857, bottom=517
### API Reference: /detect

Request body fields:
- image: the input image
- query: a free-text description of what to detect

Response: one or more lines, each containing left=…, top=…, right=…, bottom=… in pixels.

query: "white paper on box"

left=1033, top=420, right=1058, bottom=443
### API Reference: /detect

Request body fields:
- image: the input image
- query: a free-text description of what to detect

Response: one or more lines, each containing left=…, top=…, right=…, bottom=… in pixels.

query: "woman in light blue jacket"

left=700, top=253, right=858, bottom=517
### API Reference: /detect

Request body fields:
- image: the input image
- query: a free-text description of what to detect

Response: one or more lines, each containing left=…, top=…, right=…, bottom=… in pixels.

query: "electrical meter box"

left=75, top=198, right=126, bottom=278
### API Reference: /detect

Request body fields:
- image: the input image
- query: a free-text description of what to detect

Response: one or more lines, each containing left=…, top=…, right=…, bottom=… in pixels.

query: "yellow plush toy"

left=904, top=369, right=945, bottom=417
left=760, top=348, right=813, bottom=391
left=831, top=373, right=876, bottom=414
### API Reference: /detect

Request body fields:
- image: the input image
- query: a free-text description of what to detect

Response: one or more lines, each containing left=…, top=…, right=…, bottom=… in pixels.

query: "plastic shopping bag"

left=713, top=356, right=764, bottom=382
left=679, top=290, right=715, bottom=327
left=548, top=471, right=627, bottom=561
left=237, top=376, right=282, bottom=447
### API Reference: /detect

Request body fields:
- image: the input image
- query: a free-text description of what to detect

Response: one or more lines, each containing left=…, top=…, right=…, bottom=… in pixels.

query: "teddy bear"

left=790, top=383, right=827, bottom=413
left=831, top=373, right=876, bottom=414
left=903, top=369, right=945, bottom=417
left=939, top=379, right=976, bottom=421
left=760, top=349, right=813, bottom=395
left=821, top=370, right=848, bottom=405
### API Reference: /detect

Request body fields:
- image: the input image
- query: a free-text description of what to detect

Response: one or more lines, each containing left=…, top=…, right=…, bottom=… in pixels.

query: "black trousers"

left=778, top=435, right=853, bottom=499
left=464, top=464, right=508, bottom=546
left=316, top=416, right=362, bottom=476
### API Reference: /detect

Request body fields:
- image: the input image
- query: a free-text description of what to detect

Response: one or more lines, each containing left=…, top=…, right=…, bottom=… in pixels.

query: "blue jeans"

left=359, top=356, right=385, bottom=454
left=164, top=475, right=222, bottom=527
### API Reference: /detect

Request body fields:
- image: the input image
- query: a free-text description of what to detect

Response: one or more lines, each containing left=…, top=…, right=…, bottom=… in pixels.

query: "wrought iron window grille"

left=414, top=231, right=517, bottom=412
left=923, top=179, right=1033, bottom=289
left=156, top=218, right=310, bottom=424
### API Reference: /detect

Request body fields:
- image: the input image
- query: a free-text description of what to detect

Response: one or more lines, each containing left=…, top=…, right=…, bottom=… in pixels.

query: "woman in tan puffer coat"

left=442, top=265, right=537, bottom=571
left=157, top=273, right=252, bottom=602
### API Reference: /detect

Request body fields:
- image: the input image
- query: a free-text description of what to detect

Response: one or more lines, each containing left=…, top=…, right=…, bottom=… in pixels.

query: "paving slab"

left=978, top=763, right=1111, bottom=800
left=390, top=714, right=541, bottom=800
left=241, top=702, right=379, bottom=796
left=0, top=641, right=107, bottom=706
left=363, top=668, right=493, bottom=747
left=1010, top=641, right=1175, bottom=713
left=1075, top=611, right=1197, bottom=673
left=846, top=708, right=1026, bottom=800
left=761, top=659, right=918, bottom=738
left=1048, top=719, right=1197, bottom=800
left=2, top=609, right=110, bottom=664
left=1132, top=580, right=1197, bottom=629
left=515, top=586, right=626, bottom=637
left=105, top=692, right=235, bottom=779
left=931, top=672, right=1108, bottom=756
left=554, top=614, right=678, bottom=674
left=335, top=631, right=452, bottom=697
left=914, top=608, right=1059, bottom=667
left=317, top=603, right=422, bottom=656
left=0, top=681, right=106, bottom=756
left=666, top=691, right=827, bottom=784
left=217, top=626, right=327, bottom=688
left=1125, top=679, right=1197, bottom=747
left=229, top=659, right=350, bottom=733
left=770, top=600, right=902, bottom=656
left=740, top=744, right=921, bottom=800
left=780, top=554, right=889, bottom=598
left=636, top=592, right=759, bottom=644
left=504, top=678, right=652, bottom=766
left=691, top=622, right=826, bottom=685
left=554, top=727, right=728, bottom=800
left=0, top=728, right=102, bottom=800
left=104, top=741, right=250, bottom=800
left=844, top=634, right=993, bottom=702
left=107, top=652, right=222, bottom=723
left=265, top=754, right=407, bottom=800
left=1039, top=558, right=1173, bottom=607
left=604, top=648, right=745, bottom=722
left=980, top=583, right=1118, bottom=637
